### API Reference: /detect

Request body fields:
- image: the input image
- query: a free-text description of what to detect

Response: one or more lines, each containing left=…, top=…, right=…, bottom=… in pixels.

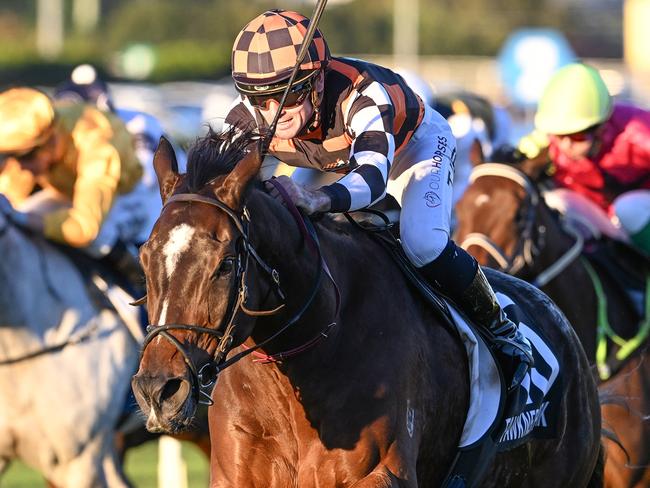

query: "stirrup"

left=492, top=337, right=534, bottom=391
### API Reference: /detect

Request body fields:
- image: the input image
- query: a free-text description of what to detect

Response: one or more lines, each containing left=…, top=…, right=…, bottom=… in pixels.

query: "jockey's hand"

left=0, top=194, right=43, bottom=233
left=264, top=175, right=331, bottom=215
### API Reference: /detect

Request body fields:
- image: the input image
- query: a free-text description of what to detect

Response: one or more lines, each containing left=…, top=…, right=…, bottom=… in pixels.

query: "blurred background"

left=1, top=0, right=649, bottom=486
left=1, top=0, right=649, bottom=147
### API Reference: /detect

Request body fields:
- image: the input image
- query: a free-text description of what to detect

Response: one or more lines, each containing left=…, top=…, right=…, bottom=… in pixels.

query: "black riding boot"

left=102, top=240, right=145, bottom=296
left=419, top=240, right=534, bottom=391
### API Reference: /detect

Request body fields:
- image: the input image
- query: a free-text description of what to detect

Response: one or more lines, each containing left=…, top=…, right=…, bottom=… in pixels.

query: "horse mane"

left=185, top=124, right=360, bottom=245
left=185, top=125, right=260, bottom=193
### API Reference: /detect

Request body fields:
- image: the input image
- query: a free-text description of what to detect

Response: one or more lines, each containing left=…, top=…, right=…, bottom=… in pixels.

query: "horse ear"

left=469, top=139, right=484, bottom=167
left=216, top=140, right=263, bottom=208
left=153, top=136, right=180, bottom=203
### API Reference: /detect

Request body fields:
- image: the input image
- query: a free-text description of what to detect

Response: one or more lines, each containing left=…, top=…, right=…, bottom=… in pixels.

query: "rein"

left=140, top=187, right=339, bottom=405
left=459, top=163, right=583, bottom=286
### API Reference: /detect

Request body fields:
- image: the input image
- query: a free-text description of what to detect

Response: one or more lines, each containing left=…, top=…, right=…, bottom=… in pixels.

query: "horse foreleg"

left=349, top=465, right=414, bottom=488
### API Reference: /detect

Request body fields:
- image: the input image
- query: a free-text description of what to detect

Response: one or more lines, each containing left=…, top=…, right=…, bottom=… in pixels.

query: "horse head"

left=131, top=129, right=290, bottom=433
left=454, top=156, right=554, bottom=280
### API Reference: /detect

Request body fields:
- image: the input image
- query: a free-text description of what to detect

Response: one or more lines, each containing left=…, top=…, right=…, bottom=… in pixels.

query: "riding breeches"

left=543, top=188, right=650, bottom=253
left=291, top=104, right=457, bottom=267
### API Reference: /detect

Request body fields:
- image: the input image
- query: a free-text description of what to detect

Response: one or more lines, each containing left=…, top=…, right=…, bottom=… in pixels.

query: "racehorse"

left=132, top=130, right=603, bottom=487
left=0, top=209, right=142, bottom=487
left=454, top=159, right=650, bottom=488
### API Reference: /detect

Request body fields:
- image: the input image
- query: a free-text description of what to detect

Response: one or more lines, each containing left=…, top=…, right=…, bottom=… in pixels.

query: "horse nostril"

left=160, top=378, right=183, bottom=403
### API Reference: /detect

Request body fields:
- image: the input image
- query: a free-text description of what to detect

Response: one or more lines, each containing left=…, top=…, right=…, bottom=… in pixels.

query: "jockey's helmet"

left=231, top=9, right=330, bottom=97
left=54, top=64, right=115, bottom=112
left=535, top=63, right=612, bottom=136
left=0, top=88, right=55, bottom=156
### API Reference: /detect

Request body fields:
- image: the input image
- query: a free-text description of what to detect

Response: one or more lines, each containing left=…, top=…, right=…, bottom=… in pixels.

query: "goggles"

left=245, top=75, right=315, bottom=111
left=557, top=124, right=601, bottom=143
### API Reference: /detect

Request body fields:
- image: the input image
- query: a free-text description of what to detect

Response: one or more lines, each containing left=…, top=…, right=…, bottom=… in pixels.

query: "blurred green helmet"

left=535, top=63, right=612, bottom=135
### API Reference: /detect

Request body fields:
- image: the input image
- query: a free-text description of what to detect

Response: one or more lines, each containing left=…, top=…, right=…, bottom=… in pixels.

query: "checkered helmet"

left=232, top=9, right=330, bottom=94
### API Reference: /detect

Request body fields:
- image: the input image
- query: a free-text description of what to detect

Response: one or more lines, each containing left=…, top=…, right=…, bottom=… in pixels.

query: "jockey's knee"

left=401, top=227, right=450, bottom=267
left=613, top=190, right=650, bottom=235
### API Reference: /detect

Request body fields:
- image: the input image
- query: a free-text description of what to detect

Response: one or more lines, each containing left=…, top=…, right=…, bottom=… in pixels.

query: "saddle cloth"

left=449, top=292, right=562, bottom=451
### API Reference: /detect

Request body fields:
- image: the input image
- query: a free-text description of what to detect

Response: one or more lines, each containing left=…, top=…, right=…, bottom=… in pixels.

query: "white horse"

left=0, top=208, right=139, bottom=487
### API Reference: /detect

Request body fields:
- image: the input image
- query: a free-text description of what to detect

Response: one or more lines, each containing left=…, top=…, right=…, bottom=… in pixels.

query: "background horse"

left=454, top=160, right=650, bottom=487
left=132, top=131, right=602, bottom=487
left=0, top=209, right=140, bottom=487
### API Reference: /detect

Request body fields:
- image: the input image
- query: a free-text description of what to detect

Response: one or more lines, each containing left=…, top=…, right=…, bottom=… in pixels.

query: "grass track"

left=1, top=440, right=209, bottom=487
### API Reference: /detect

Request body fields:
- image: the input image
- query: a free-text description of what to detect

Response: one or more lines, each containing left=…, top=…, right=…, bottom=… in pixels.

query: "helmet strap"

left=306, top=74, right=325, bottom=132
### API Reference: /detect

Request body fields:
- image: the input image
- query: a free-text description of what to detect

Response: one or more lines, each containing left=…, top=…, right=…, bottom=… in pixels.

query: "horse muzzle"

left=131, top=372, right=196, bottom=433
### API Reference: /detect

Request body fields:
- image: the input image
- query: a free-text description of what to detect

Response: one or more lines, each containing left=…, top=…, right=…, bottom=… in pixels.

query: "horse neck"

left=0, top=226, right=78, bottom=332
left=243, top=191, right=342, bottom=361
left=533, top=201, right=580, bottom=271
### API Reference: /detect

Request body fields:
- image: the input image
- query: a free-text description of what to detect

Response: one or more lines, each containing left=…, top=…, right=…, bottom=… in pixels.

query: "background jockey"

left=0, top=87, right=146, bottom=290
left=517, top=63, right=650, bottom=255
left=54, top=63, right=187, bottom=246
left=395, top=69, right=512, bottom=209
left=223, top=9, right=533, bottom=389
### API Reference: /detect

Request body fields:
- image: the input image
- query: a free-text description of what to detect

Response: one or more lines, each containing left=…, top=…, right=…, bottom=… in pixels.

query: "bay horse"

left=0, top=209, right=140, bottom=487
left=132, top=130, right=602, bottom=487
left=454, top=160, right=650, bottom=487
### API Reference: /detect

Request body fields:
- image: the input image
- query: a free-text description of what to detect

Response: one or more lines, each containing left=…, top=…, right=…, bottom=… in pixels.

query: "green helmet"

left=534, top=63, right=612, bottom=135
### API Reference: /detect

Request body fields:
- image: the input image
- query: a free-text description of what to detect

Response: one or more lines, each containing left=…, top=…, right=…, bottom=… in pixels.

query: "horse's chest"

left=214, top=415, right=386, bottom=487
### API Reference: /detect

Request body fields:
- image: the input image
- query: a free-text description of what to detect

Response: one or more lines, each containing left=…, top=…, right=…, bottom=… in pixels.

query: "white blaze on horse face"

left=159, top=300, right=169, bottom=325
left=475, top=194, right=490, bottom=207
left=162, top=224, right=196, bottom=280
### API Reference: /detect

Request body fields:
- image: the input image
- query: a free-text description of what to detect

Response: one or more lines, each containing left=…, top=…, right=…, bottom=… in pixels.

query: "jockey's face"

left=550, top=125, right=603, bottom=161
left=257, top=71, right=324, bottom=140
left=13, top=128, right=65, bottom=176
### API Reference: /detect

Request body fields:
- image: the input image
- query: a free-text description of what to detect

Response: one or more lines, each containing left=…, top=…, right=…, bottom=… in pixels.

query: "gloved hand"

left=264, top=175, right=331, bottom=215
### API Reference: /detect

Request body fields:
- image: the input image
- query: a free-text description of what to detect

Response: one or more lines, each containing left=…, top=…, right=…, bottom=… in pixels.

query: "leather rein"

left=140, top=183, right=340, bottom=405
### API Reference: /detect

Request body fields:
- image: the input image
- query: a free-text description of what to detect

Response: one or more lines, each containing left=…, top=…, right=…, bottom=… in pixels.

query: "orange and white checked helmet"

left=231, top=9, right=330, bottom=95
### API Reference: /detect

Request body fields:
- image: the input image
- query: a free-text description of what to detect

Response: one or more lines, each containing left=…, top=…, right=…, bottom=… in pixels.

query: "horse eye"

left=215, top=257, right=236, bottom=279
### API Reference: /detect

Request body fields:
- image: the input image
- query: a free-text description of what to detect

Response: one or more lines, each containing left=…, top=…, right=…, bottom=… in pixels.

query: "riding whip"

left=263, top=0, right=329, bottom=150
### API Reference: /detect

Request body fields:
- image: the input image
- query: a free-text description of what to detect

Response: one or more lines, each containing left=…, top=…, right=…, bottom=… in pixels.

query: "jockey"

left=224, top=9, right=533, bottom=389
left=0, top=87, right=146, bottom=291
left=518, top=63, right=650, bottom=254
left=53, top=64, right=187, bottom=245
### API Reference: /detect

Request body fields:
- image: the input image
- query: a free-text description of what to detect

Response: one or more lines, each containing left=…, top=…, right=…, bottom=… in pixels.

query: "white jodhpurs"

left=543, top=187, right=650, bottom=243
left=612, top=189, right=650, bottom=237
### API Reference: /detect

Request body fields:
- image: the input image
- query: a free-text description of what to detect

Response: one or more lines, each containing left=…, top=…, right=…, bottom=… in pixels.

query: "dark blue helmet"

left=54, top=64, right=114, bottom=112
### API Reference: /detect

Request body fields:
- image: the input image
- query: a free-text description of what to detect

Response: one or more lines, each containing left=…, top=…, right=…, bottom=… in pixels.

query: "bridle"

left=459, top=163, right=583, bottom=287
left=140, top=186, right=338, bottom=405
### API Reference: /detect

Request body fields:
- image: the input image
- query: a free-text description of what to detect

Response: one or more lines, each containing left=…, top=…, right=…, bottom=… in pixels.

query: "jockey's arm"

left=319, top=82, right=394, bottom=212
left=42, top=142, right=121, bottom=247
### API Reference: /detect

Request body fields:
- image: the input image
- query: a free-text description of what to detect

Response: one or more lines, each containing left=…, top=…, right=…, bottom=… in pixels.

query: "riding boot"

left=102, top=240, right=145, bottom=296
left=419, top=240, right=534, bottom=391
